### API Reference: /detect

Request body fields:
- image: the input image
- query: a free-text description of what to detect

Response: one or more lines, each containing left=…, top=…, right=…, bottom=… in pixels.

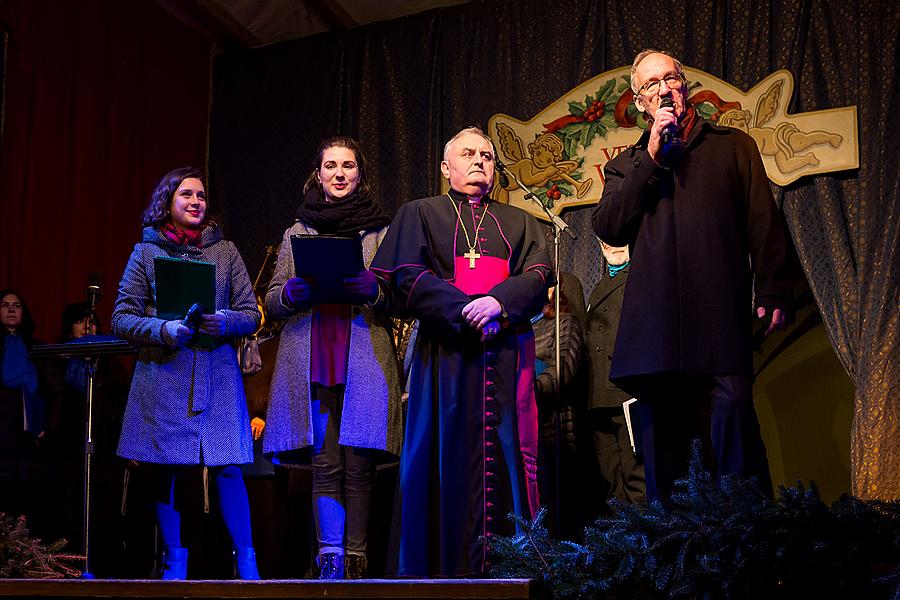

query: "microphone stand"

left=495, top=156, right=576, bottom=534
left=81, top=284, right=102, bottom=579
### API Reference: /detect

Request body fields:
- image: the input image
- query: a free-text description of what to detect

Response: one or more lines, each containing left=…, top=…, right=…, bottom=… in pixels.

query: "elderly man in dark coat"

left=591, top=50, right=794, bottom=503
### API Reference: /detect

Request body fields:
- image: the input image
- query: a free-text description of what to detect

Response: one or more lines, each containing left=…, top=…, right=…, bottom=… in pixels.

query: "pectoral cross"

left=464, top=249, right=481, bottom=269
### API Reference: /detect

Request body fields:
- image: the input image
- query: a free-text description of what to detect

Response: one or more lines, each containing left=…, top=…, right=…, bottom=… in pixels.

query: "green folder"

left=154, top=256, right=216, bottom=349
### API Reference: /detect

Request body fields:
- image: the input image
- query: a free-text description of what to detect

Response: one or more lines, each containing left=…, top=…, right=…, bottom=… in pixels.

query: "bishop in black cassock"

left=371, top=127, right=552, bottom=576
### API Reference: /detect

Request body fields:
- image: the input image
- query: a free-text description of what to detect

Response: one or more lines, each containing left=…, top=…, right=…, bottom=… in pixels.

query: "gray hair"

left=443, top=126, right=493, bottom=160
left=630, top=49, right=686, bottom=94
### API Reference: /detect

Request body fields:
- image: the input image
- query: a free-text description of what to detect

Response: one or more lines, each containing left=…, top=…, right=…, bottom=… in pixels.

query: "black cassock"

left=371, top=190, right=552, bottom=576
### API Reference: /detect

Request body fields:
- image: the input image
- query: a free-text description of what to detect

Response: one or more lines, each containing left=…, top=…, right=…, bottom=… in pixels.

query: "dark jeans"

left=635, top=373, right=772, bottom=504
left=310, top=384, right=374, bottom=556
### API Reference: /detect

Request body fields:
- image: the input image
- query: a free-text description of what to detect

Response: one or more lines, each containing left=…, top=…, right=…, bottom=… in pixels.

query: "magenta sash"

left=451, top=256, right=509, bottom=295
left=515, top=328, right=540, bottom=517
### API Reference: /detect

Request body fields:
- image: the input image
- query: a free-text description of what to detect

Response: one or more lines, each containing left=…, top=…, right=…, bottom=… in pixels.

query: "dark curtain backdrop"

left=209, top=0, right=898, bottom=498
left=0, top=0, right=212, bottom=341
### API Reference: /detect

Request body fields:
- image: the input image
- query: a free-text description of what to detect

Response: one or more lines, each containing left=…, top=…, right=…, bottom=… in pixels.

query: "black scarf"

left=295, top=188, right=391, bottom=236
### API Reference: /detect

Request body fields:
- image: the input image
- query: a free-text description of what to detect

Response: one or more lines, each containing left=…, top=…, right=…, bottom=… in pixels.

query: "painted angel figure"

left=491, top=123, right=591, bottom=203
left=717, top=80, right=842, bottom=173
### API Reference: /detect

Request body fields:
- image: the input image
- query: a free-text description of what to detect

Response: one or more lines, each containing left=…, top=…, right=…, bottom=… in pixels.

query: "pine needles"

left=490, top=441, right=900, bottom=599
left=0, top=513, right=82, bottom=579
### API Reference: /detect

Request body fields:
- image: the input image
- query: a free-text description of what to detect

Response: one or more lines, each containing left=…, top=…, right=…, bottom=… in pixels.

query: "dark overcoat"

left=591, top=121, right=793, bottom=393
left=585, top=267, right=632, bottom=409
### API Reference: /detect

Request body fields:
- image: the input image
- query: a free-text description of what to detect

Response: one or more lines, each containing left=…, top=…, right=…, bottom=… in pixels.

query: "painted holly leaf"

left=563, top=129, right=580, bottom=158
left=597, top=78, right=616, bottom=102
left=568, top=101, right=585, bottom=117
left=694, top=101, right=718, bottom=121
left=533, top=187, right=552, bottom=208
left=579, top=124, right=593, bottom=148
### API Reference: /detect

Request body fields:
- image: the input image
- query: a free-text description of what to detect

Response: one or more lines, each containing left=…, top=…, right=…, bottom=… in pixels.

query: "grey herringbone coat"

left=263, top=223, right=402, bottom=459
left=113, top=226, right=260, bottom=465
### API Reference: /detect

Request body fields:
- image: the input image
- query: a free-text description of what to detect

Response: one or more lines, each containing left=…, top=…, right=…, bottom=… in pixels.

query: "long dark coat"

left=585, top=267, right=632, bottom=409
left=591, top=121, right=793, bottom=393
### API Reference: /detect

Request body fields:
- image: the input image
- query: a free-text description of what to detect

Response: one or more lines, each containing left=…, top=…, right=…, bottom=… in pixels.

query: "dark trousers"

left=636, top=373, right=772, bottom=504
left=310, top=384, right=374, bottom=556
left=588, top=407, right=646, bottom=505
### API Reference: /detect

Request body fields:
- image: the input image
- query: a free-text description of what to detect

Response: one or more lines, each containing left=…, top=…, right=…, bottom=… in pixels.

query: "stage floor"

left=0, top=578, right=540, bottom=599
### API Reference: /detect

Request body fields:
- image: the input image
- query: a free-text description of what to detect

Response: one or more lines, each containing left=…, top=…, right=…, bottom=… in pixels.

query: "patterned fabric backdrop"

left=209, top=0, right=899, bottom=499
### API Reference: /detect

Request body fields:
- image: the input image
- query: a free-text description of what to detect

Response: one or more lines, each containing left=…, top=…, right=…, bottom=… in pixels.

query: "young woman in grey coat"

left=113, top=167, right=261, bottom=580
left=262, top=137, right=402, bottom=580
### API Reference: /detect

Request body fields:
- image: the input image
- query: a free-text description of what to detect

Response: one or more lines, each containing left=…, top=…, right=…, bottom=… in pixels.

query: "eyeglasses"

left=637, top=73, right=684, bottom=96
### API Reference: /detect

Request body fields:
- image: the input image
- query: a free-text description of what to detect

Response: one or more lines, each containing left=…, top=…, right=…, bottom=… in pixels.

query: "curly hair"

left=528, top=133, right=565, bottom=160
left=141, top=166, right=206, bottom=228
left=302, top=136, right=373, bottom=197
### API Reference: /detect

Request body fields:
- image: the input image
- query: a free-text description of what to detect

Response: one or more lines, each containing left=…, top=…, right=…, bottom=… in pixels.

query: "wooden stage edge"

left=0, top=578, right=542, bottom=599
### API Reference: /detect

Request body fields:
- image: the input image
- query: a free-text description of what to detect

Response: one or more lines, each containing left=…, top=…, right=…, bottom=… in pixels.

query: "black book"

left=290, top=234, right=364, bottom=306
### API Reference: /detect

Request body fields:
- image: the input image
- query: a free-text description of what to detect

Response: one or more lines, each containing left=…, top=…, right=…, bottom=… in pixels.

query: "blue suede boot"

left=161, top=546, right=188, bottom=580
left=233, top=546, right=261, bottom=580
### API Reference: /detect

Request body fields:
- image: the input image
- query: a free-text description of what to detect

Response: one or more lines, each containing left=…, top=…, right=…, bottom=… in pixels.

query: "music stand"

left=31, top=335, right=134, bottom=578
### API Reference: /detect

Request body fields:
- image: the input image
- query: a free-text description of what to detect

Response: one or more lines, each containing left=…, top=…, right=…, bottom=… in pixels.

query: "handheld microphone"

left=182, top=303, right=207, bottom=331
left=181, top=303, right=207, bottom=345
left=659, top=98, right=677, bottom=145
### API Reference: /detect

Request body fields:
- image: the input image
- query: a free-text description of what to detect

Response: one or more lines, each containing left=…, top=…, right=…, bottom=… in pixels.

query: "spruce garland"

left=490, top=441, right=900, bottom=599
left=0, top=513, right=82, bottom=578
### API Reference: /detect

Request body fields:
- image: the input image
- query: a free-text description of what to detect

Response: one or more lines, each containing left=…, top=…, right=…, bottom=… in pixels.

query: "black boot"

left=317, top=552, right=344, bottom=579
left=344, top=553, right=367, bottom=579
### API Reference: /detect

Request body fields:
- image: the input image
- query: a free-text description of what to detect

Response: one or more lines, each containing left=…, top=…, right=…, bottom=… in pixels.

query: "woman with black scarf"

left=262, top=137, right=402, bottom=579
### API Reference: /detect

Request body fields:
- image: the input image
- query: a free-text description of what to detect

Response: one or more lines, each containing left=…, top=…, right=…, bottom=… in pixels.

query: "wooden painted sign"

left=482, top=67, right=858, bottom=221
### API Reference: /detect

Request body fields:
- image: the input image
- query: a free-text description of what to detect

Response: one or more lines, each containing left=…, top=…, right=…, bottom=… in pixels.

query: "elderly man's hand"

left=462, top=296, right=503, bottom=330
left=756, top=306, right=786, bottom=336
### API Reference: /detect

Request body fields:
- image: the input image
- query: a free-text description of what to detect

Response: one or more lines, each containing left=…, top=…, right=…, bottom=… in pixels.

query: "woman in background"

left=112, top=167, right=261, bottom=580
left=263, top=137, right=402, bottom=579
left=0, top=289, right=60, bottom=540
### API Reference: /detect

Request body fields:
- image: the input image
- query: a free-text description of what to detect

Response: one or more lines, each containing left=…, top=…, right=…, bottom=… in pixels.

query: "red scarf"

left=678, top=105, right=699, bottom=140
left=160, top=223, right=203, bottom=247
